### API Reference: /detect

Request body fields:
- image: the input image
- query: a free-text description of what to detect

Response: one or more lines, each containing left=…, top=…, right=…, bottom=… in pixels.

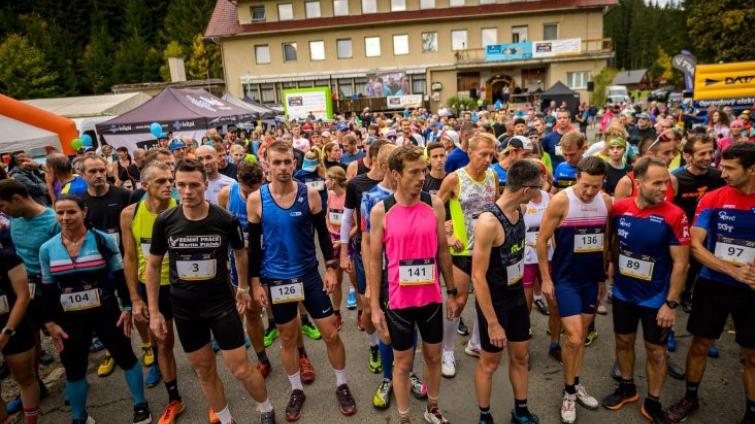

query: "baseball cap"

left=501, top=135, right=532, bottom=153
left=302, top=123, right=313, bottom=132
left=168, top=138, right=186, bottom=152
left=336, top=123, right=348, bottom=132
left=637, top=112, right=650, bottom=120
left=620, top=109, right=634, bottom=117
left=514, top=118, right=526, bottom=126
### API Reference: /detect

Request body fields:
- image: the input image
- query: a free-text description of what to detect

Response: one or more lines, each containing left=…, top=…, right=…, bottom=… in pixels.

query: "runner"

left=437, top=132, right=498, bottom=377
left=541, top=110, right=572, bottom=168
left=492, top=136, right=532, bottom=191
left=120, top=160, right=186, bottom=424
left=217, top=160, right=272, bottom=377
left=423, top=142, right=447, bottom=196
left=368, top=145, right=458, bottom=424
left=666, top=142, right=754, bottom=424
left=247, top=142, right=356, bottom=422
left=538, top=157, right=611, bottom=423
left=614, top=130, right=679, bottom=202
left=600, top=157, right=690, bottom=424
left=324, top=166, right=356, bottom=330
left=522, top=160, right=555, bottom=318
left=472, top=159, right=543, bottom=424
left=195, top=145, right=235, bottom=205
left=146, top=159, right=275, bottom=424
left=39, top=195, right=152, bottom=424
left=551, top=132, right=586, bottom=191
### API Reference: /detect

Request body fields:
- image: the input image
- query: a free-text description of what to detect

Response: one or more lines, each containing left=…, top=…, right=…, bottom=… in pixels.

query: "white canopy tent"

left=0, top=115, right=62, bottom=154
left=23, top=92, right=152, bottom=118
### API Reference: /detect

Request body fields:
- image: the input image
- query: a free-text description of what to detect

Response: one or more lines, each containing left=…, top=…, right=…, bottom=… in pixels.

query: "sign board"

left=364, top=71, right=409, bottom=97
left=282, top=87, right=333, bottom=120
left=673, top=52, right=697, bottom=92
left=532, top=38, right=582, bottom=58
left=386, top=95, right=423, bottom=109
left=485, top=42, right=532, bottom=62
left=694, top=61, right=755, bottom=100
left=694, top=97, right=755, bottom=108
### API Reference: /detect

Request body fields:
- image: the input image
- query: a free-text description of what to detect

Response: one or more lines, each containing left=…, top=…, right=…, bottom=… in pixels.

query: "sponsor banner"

left=364, top=71, right=410, bottom=97
left=532, top=38, right=582, bottom=58
left=282, top=87, right=333, bottom=120
left=693, top=97, right=755, bottom=108
left=485, top=42, right=532, bottom=62
left=386, top=95, right=423, bottom=109
left=694, top=61, right=755, bottom=100
left=673, top=51, right=697, bottom=92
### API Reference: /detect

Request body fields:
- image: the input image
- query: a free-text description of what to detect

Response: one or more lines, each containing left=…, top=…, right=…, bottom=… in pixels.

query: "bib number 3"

left=176, top=259, right=216, bottom=281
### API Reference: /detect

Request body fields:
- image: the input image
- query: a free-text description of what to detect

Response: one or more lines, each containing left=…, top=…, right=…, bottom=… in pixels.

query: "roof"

left=221, top=92, right=278, bottom=119
left=206, top=0, right=618, bottom=38
left=541, top=81, right=579, bottom=96
left=0, top=115, right=60, bottom=154
left=613, top=69, right=648, bottom=85
left=23, top=92, right=151, bottom=119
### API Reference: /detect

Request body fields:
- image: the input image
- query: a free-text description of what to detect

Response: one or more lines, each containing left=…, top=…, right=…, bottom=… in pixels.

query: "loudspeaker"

left=469, top=89, right=478, bottom=99
left=587, top=81, right=594, bottom=92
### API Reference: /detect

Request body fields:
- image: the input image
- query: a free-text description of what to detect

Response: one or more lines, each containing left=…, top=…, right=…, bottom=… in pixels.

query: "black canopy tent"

left=539, top=81, right=581, bottom=116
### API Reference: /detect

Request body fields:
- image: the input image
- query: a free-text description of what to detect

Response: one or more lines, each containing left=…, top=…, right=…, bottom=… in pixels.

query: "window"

left=282, top=43, right=297, bottom=62
left=283, top=81, right=297, bottom=88
left=305, top=1, right=321, bottom=18
left=309, top=41, right=325, bottom=60
left=333, top=0, right=349, bottom=16
left=255, top=45, right=270, bottom=64
left=543, top=23, right=559, bottom=40
left=354, top=77, right=368, bottom=94
left=261, top=84, right=275, bottom=103
left=481, top=28, right=497, bottom=48
left=566, top=72, right=591, bottom=90
left=512, top=25, right=528, bottom=42
left=449, top=0, right=464, bottom=6
left=365, top=36, right=381, bottom=57
left=361, top=0, right=377, bottom=13
left=315, top=79, right=329, bottom=87
left=338, top=79, right=354, bottom=97
left=250, top=5, right=266, bottom=22
left=420, top=0, right=435, bottom=8
left=277, top=3, right=293, bottom=20
left=391, top=0, right=406, bottom=12
left=337, top=38, right=352, bottom=58
left=411, top=75, right=426, bottom=95
left=479, top=0, right=496, bottom=3
left=298, top=80, right=313, bottom=88
left=393, top=34, right=409, bottom=55
left=451, top=30, right=467, bottom=50
left=422, top=32, right=438, bottom=53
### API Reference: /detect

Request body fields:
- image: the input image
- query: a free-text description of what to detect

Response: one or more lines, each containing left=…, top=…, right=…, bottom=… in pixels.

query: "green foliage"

left=0, top=34, right=58, bottom=98
left=685, top=0, right=755, bottom=63
left=447, top=96, right=478, bottom=113
left=160, top=41, right=185, bottom=82
left=186, top=34, right=210, bottom=80
left=82, top=13, right=115, bottom=94
left=590, top=67, right=618, bottom=106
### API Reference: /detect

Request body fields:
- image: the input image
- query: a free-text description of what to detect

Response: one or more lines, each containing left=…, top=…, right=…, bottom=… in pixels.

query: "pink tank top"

left=327, top=190, right=346, bottom=236
left=383, top=194, right=443, bottom=310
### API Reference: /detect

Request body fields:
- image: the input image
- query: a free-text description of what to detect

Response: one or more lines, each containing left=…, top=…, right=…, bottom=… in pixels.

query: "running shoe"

left=336, top=384, right=357, bottom=416
left=368, top=346, right=382, bottom=373
left=142, top=344, right=155, bottom=367
left=264, top=327, right=279, bottom=347
left=158, top=399, right=186, bottom=424
left=97, top=353, right=115, bottom=377
left=601, top=384, right=639, bottom=410
left=641, top=404, right=671, bottom=424
left=346, top=289, right=357, bottom=310
left=409, top=373, right=427, bottom=399
left=146, top=363, right=161, bottom=388
left=464, top=342, right=481, bottom=358
left=533, top=297, right=549, bottom=316
left=299, top=356, right=316, bottom=384
left=133, top=403, right=152, bottom=424
left=667, top=330, right=677, bottom=352
left=457, top=317, right=470, bottom=336
left=708, top=344, right=720, bottom=358
left=441, top=350, right=456, bottom=378
left=301, top=322, right=321, bottom=340
left=334, top=314, right=343, bottom=331
left=548, top=345, right=562, bottom=364
left=90, top=338, right=105, bottom=353
left=209, top=409, right=220, bottom=424
left=667, top=354, right=685, bottom=380
left=584, top=328, right=598, bottom=347
left=72, top=417, right=96, bottom=424
left=257, top=359, right=272, bottom=379
left=576, top=384, right=599, bottom=410
left=561, top=392, right=577, bottom=423
left=373, top=378, right=392, bottom=409
left=5, top=395, right=21, bottom=414
left=665, top=397, right=698, bottom=423
left=424, top=405, right=449, bottom=424
left=260, top=410, right=276, bottom=424
left=510, top=409, right=540, bottom=423
left=479, top=412, right=494, bottom=424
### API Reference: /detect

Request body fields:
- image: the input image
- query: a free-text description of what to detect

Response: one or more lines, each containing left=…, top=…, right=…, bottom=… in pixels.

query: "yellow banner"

left=694, top=61, right=755, bottom=100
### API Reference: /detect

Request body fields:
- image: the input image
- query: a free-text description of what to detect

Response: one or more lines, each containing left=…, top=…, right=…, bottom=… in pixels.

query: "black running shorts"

left=687, top=277, right=755, bottom=349
left=386, top=302, right=443, bottom=351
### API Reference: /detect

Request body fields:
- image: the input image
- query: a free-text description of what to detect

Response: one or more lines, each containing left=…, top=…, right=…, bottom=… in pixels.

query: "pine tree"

left=82, top=13, right=115, bottom=94
left=0, top=34, right=58, bottom=99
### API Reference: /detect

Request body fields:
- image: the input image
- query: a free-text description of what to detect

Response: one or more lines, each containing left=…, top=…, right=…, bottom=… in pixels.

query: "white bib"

left=714, top=237, right=755, bottom=267
left=60, top=288, right=101, bottom=312
left=525, top=231, right=538, bottom=246
left=270, top=281, right=305, bottom=304
left=28, top=283, right=36, bottom=300
left=140, top=241, right=151, bottom=259
left=306, top=180, right=325, bottom=191
left=506, top=260, right=524, bottom=286
left=399, top=259, right=435, bottom=286
left=176, top=259, right=217, bottom=281
left=329, top=210, right=343, bottom=225
left=618, top=252, right=655, bottom=282
left=574, top=232, right=604, bottom=253
left=0, top=295, right=8, bottom=315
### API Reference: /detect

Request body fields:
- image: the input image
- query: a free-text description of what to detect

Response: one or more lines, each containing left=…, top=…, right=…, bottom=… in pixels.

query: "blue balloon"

left=150, top=122, right=163, bottom=138
left=81, top=134, right=93, bottom=147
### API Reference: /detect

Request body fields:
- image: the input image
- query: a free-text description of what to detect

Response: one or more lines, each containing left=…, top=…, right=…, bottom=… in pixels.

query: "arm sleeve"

left=149, top=215, right=168, bottom=256
left=228, top=216, right=245, bottom=250
left=312, top=210, right=334, bottom=262
left=111, top=269, right=132, bottom=308
left=248, top=222, right=263, bottom=278
left=339, top=207, right=354, bottom=244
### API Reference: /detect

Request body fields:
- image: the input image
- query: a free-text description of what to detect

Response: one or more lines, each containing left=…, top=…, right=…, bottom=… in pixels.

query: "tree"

left=186, top=34, right=210, bottom=80
left=686, top=0, right=755, bottom=63
left=112, top=0, right=162, bottom=84
left=163, top=0, right=216, bottom=47
left=82, top=14, right=115, bottom=94
left=650, top=46, right=674, bottom=83
left=0, top=34, right=58, bottom=98
left=590, top=67, right=619, bottom=106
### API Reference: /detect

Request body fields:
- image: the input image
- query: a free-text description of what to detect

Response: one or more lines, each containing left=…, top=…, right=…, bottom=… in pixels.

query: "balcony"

left=454, top=37, right=613, bottom=65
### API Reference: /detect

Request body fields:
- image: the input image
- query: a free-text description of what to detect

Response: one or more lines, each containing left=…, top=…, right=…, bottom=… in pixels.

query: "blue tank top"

left=228, top=182, right=249, bottom=232
left=261, top=182, right=318, bottom=279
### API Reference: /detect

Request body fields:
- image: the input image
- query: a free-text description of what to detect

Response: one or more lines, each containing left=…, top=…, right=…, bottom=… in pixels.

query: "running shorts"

left=687, top=277, right=755, bottom=349
left=263, top=271, right=334, bottom=325
left=138, top=283, right=173, bottom=321
left=476, top=287, right=530, bottom=353
left=0, top=318, right=34, bottom=356
left=554, top=280, right=598, bottom=317
left=612, top=297, right=669, bottom=346
left=172, top=296, right=245, bottom=353
left=451, top=256, right=472, bottom=276
left=386, top=302, right=443, bottom=351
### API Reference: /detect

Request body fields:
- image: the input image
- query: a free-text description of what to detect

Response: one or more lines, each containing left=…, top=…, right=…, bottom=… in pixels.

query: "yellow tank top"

left=132, top=199, right=177, bottom=285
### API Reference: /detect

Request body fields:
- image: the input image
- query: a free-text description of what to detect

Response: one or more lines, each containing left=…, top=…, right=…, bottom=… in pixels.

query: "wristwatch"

left=664, top=300, right=680, bottom=309
left=446, top=288, right=458, bottom=297
left=1, top=327, right=15, bottom=337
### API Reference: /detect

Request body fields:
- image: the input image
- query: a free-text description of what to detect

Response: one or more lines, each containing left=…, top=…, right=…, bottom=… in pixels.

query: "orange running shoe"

left=158, top=400, right=185, bottom=424
left=299, top=356, right=316, bottom=384
left=208, top=408, right=220, bottom=424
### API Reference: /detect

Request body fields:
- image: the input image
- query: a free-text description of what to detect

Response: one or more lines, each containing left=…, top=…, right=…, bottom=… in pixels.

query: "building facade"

left=206, top=0, right=616, bottom=112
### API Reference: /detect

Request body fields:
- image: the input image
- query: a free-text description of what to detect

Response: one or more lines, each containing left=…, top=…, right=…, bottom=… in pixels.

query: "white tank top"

left=524, top=190, right=553, bottom=264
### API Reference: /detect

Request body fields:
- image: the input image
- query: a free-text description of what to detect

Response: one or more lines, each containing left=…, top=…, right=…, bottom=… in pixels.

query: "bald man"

left=194, top=145, right=235, bottom=205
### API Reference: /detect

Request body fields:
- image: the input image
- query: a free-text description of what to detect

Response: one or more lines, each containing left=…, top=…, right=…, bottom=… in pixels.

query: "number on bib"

left=574, top=230, right=604, bottom=253
left=506, top=260, right=524, bottom=286
left=0, top=295, right=8, bottom=315
left=270, top=281, right=305, bottom=304
left=525, top=231, right=538, bottom=247
left=618, top=251, right=655, bottom=282
left=399, top=258, right=436, bottom=286
left=140, top=240, right=151, bottom=258
left=60, top=288, right=101, bottom=312
left=176, top=259, right=216, bottom=281
left=714, top=236, right=755, bottom=267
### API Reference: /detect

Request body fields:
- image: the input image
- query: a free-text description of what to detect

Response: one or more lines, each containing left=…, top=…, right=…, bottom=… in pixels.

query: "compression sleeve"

left=340, top=207, right=354, bottom=244
left=248, top=222, right=263, bottom=278
left=112, top=269, right=132, bottom=309
left=312, top=209, right=334, bottom=262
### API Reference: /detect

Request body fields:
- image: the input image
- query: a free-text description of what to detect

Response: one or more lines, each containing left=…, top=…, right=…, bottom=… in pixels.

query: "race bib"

left=0, top=295, right=8, bottom=315
left=306, top=180, right=325, bottom=191
left=28, top=283, right=36, bottom=300
left=618, top=251, right=655, bottom=282
left=176, top=259, right=217, bottom=281
left=525, top=231, right=539, bottom=246
left=399, top=258, right=435, bottom=286
left=60, top=288, right=101, bottom=312
left=140, top=238, right=151, bottom=258
left=329, top=209, right=343, bottom=225
left=714, top=236, right=755, bottom=267
left=574, top=229, right=604, bottom=253
left=506, top=260, right=524, bottom=286
left=269, top=280, right=305, bottom=304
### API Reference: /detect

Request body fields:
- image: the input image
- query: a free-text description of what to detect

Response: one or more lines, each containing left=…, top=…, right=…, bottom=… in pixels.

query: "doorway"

left=486, top=74, right=515, bottom=105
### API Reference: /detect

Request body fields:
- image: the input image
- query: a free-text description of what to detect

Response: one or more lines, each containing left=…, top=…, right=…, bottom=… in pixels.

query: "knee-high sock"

left=66, top=379, right=89, bottom=421
left=469, top=314, right=481, bottom=347
left=443, top=317, right=459, bottom=352
left=379, top=340, right=394, bottom=380
left=124, top=363, right=147, bottom=405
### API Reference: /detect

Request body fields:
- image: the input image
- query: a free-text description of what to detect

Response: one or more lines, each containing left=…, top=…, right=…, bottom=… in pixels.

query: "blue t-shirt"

left=491, top=163, right=507, bottom=186
left=541, top=131, right=564, bottom=167
left=445, top=148, right=470, bottom=174
left=60, top=175, right=88, bottom=197
left=10, top=208, right=60, bottom=276
left=341, top=150, right=365, bottom=166
left=360, top=184, right=394, bottom=233
left=553, top=161, right=578, bottom=189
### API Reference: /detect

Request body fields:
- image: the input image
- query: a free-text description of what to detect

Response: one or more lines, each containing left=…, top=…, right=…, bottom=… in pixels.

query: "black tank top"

left=483, top=203, right=525, bottom=290
left=604, top=163, right=628, bottom=196
left=673, top=167, right=725, bottom=220
left=356, top=158, right=369, bottom=175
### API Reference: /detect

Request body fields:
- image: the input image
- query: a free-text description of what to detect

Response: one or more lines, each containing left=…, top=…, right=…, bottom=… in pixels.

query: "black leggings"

left=59, top=299, right=137, bottom=381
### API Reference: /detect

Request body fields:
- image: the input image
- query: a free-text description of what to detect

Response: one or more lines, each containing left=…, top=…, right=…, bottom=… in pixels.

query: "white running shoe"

left=464, top=342, right=481, bottom=358
left=576, top=384, right=599, bottom=410
left=441, top=350, right=456, bottom=378
left=561, top=392, right=577, bottom=424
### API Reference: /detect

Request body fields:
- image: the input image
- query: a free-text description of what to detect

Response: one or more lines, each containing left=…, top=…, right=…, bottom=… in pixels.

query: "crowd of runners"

left=0, top=101, right=752, bottom=424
